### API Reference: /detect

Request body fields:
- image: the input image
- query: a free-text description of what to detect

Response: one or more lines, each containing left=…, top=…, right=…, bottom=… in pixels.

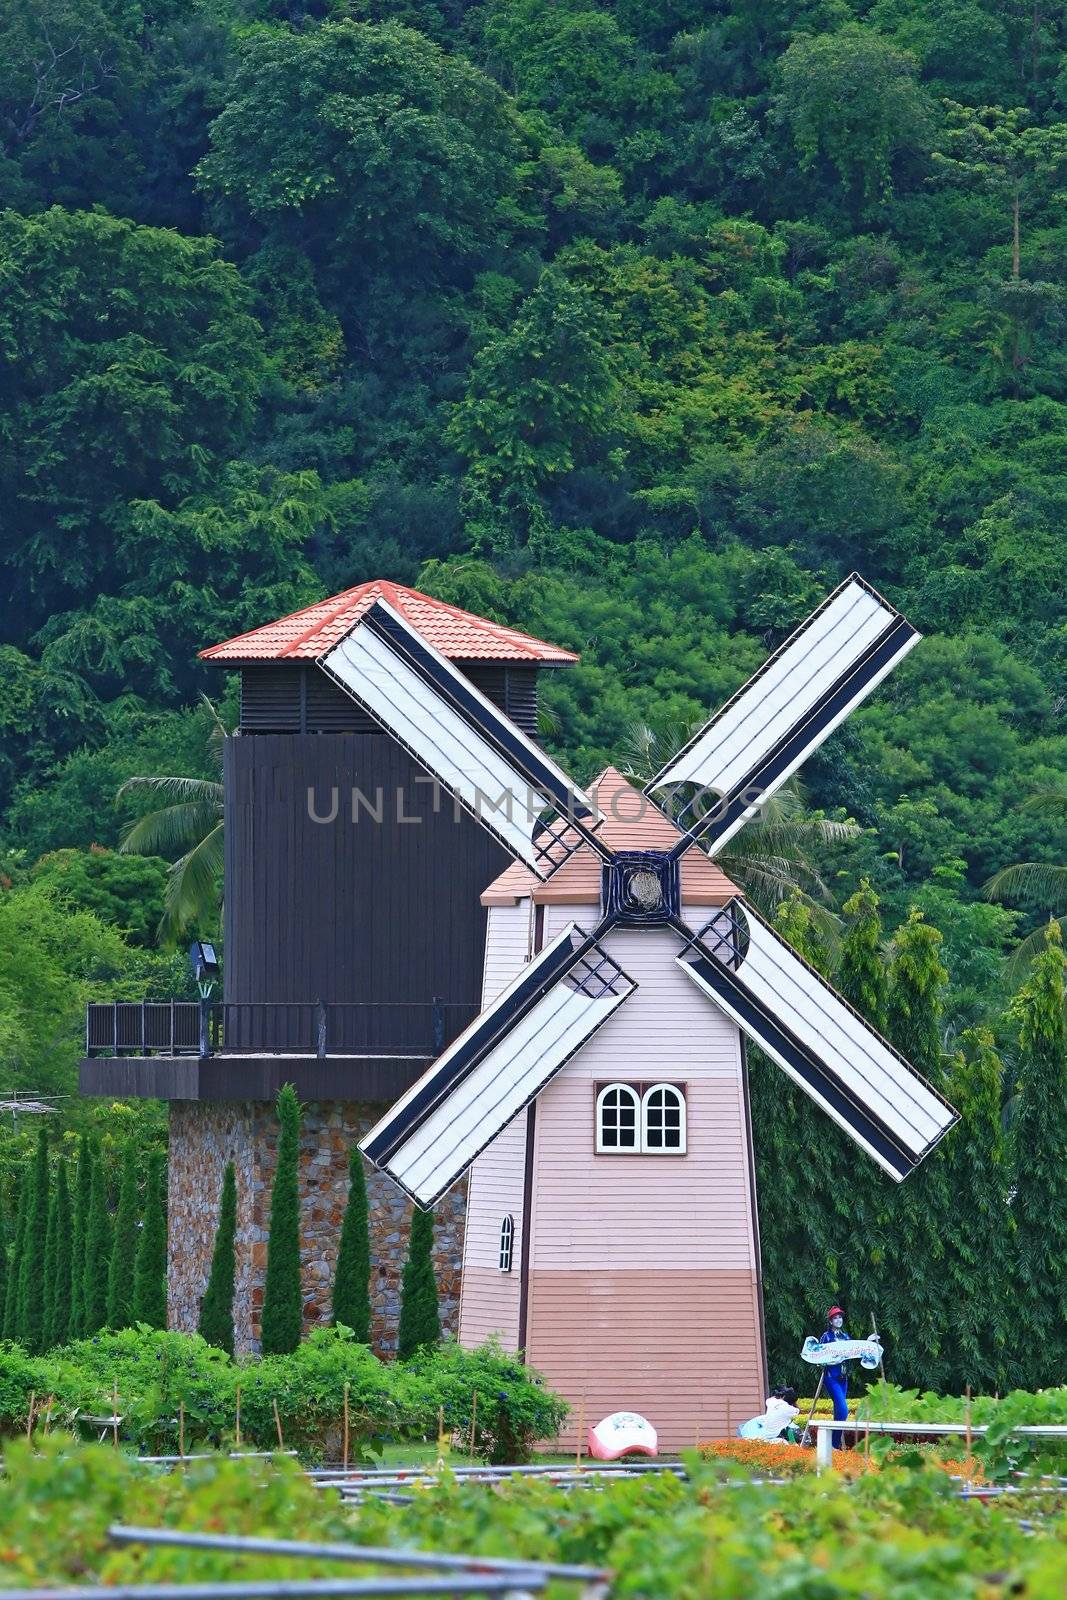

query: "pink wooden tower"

left=352, top=576, right=957, bottom=1448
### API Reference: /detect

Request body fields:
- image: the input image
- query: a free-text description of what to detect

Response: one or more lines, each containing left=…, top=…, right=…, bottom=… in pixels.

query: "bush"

left=0, top=1327, right=568, bottom=1461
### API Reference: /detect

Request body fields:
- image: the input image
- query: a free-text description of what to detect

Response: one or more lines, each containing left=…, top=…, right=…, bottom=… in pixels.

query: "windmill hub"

left=602, top=851, right=680, bottom=925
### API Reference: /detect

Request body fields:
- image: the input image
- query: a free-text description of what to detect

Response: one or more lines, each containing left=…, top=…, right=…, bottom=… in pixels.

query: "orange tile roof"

left=200, top=580, right=579, bottom=665
left=482, top=767, right=739, bottom=907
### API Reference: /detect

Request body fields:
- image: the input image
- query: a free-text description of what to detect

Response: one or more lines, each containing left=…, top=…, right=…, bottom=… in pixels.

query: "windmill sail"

left=321, top=599, right=607, bottom=877
left=361, top=924, right=637, bottom=1207
left=677, top=901, right=956, bottom=1181
left=649, top=576, right=920, bottom=856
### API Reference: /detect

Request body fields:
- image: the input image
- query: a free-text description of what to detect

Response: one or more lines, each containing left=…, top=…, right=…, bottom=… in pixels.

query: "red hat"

left=828, top=1306, right=844, bottom=1318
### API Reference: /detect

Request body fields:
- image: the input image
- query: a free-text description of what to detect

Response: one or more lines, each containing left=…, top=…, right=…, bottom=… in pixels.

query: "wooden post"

left=178, top=1400, right=185, bottom=1459
left=26, top=1391, right=36, bottom=1441
left=273, top=1398, right=284, bottom=1451
left=469, top=1390, right=478, bottom=1460
left=575, top=1396, right=585, bottom=1472
left=864, top=1413, right=870, bottom=1471
left=343, top=1381, right=350, bottom=1473
left=113, top=1383, right=120, bottom=1450
left=725, top=1396, right=731, bottom=1442
left=235, top=1386, right=242, bottom=1450
left=965, top=1384, right=972, bottom=1461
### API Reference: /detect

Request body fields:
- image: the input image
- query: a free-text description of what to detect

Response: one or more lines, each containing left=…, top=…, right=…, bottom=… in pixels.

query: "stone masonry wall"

left=169, top=1100, right=466, bottom=1355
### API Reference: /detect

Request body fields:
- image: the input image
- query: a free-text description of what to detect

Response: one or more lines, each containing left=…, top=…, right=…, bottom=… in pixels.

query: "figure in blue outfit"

left=820, top=1306, right=850, bottom=1450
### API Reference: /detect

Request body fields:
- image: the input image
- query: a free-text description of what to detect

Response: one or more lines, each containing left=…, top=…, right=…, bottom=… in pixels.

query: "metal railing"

left=85, top=1000, right=478, bottom=1059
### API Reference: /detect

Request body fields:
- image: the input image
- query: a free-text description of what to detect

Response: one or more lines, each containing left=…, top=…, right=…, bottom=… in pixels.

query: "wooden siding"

left=525, top=1268, right=764, bottom=1450
left=458, top=902, right=532, bottom=1350
left=223, top=735, right=511, bottom=1025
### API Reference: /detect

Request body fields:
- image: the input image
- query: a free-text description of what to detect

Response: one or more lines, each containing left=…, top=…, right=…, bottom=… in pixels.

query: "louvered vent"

left=240, top=667, right=303, bottom=731
left=306, top=670, right=379, bottom=733
left=464, top=666, right=540, bottom=739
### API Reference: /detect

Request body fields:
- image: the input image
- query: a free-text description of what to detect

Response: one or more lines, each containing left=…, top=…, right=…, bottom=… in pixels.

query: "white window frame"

left=641, top=1082, right=687, bottom=1155
left=498, top=1213, right=514, bottom=1272
left=595, top=1082, right=641, bottom=1154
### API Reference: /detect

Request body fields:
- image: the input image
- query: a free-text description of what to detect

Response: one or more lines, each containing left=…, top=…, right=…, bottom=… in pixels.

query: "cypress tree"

left=107, top=1144, right=141, bottom=1330
left=261, top=1084, right=303, bottom=1355
left=940, top=1029, right=1012, bottom=1391
left=0, top=1200, right=7, bottom=1341
left=132, top=1150, right=167, bottom=1329
left=42, top=1183, right=58, bottom=1350
left=199, top=1162, right=237, bottom=1355
left=82, top=1156, right=113, bottom=1335
left=1007, top=920, right=1067, bottom=1386
left=49, top=1162, right=73, bottom=1348
left=397, top=1204, right=440, bottom=1360
left=3, top=1175, right=26, bottom=1341
left=18, top=1127, right=51, bottom=1352
left=69, top=1135, right=93, bottom=1339
left=333, top=1146, right=371, bottom=1341
left=837, top=879, right=887, bottom=1030
left=886, top=909, right=947, bottom=1078
left=881, top=909, right=951, bottom=1389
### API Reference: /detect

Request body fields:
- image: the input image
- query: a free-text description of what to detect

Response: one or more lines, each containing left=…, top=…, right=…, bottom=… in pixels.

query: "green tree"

left=775, top=24, right=934, bottom=203
left=41, top=1182, right=58, bottom=1351
left=886, top=909, right=948, bottom=1078
left=48, top=1161, right=73, bottom=1349
left=933, top=102, right=1067, bottom=279
left=836, top=880, right=888, bottom=1031
left=0, top=207, right=264, bottom=664
left=0, top=1201, right=7, bottom=1342
left=448, top=269, right=618, bottom=547
left=69, top=1135, right=93, bottom=1339
left=82, top=1154, right=112, bottom=1336
left=2, top=1175, right=27, bottom=1342
left=198, top=21, right=521, bottom=299
left=260, top=1085, right=303, bottom=1356
left=30, top=849, right=169, bottom=948
left=198, top=1162, right=237, bottom=1356
left=106, top=1144, right=140, bottom=1331
left=332, top=1147, right=371, bottom=1342
left=17, top=1126, right=51, bottom=1352
left=132, top=1150, right=167, bottom=1330
left=940, top=1028, right=1011, bottom=1391
left=880, top=909, right=951, bottom=1388
left=1007, top=920, right=1067, bottom=1384
left=397, top=1205, right=440, bottom=1360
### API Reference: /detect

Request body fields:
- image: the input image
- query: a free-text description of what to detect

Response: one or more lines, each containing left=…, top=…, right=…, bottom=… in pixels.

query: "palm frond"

left=158, top=822, right=225, bottom=943
left=985, top=861, right=1067, bottom=910
left=118, top=773, right=224, bottom=805
left=120, top=799, right=223, bottom=858
left=1019, top=785, right=1067, bottom=816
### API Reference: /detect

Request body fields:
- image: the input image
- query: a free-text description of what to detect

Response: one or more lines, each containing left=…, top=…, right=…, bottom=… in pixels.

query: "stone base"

left=168, top=1100, right=466, bottom=1355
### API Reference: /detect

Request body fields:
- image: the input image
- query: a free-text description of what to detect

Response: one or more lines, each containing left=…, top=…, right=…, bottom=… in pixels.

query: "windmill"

left=333, top=574, right=957, bottom=1443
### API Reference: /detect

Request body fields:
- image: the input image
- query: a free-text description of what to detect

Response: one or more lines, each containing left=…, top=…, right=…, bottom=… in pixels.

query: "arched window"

left=642, top=1083, right=686, bottom=1154
left=596, top=1083, right=640, bottom=1153
left=498, top=1214, right=514, bottom=1273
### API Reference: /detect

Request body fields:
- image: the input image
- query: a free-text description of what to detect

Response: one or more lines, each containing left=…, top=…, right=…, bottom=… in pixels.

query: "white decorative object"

left=588, top=1411, right=658, bottom=1460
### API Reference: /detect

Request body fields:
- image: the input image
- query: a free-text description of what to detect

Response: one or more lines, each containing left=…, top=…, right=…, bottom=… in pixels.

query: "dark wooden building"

left=79, top=580, right=578, bottom=1350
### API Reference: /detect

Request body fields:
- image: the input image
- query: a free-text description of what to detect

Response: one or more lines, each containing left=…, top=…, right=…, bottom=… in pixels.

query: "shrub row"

left=0, top=1326, right=568, bottom=1462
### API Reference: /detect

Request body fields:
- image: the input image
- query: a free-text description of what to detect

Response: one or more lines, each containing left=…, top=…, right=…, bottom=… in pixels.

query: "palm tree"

left=117, top=696, right=227, bottom=943
left=985, top=785, right=1067, bottom=969
left=620, top=718, right=857, bottom=943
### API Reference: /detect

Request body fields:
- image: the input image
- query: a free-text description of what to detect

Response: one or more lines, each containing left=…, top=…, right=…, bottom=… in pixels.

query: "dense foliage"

left=260, top=1086, right=303, bottom=1357
left=0, top=1433, right=1066, bottom=1598
left=0, top=0, right=1063, bottom=1404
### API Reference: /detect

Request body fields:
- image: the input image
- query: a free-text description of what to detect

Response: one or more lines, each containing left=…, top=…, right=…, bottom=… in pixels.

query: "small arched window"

left=642, top=1083, right=687, bottom=1154
left=596, top=1083, right=640, bottom=1153
left=498, top=1214, right=514, bottom=1272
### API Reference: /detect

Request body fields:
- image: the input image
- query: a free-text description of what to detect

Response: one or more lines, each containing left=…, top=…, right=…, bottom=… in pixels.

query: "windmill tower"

left=350, top=574, right=958, bottom=1444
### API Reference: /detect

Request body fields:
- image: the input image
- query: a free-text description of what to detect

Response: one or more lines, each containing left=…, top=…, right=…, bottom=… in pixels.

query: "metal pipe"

left=109, top=1529, right=609, bottom=1586
left=15, top=1583, right=537, bottom=1600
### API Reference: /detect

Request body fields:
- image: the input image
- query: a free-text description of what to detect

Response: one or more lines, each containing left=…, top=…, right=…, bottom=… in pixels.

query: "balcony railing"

left=84, top=1000, right=479, bottom=1059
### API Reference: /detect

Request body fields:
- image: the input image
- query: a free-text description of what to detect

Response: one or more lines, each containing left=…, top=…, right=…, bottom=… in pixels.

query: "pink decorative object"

left=588, top=1411, right=658, bottom=1460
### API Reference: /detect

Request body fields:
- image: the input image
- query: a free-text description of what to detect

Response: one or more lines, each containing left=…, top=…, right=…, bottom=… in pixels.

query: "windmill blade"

left=648, top=576, right=919, bottom=857
left=675, top=900, right=956, bottom=1181
left=321, top=598, right=608, bottom=877
left=361, top=923, right=636, bottom=1207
